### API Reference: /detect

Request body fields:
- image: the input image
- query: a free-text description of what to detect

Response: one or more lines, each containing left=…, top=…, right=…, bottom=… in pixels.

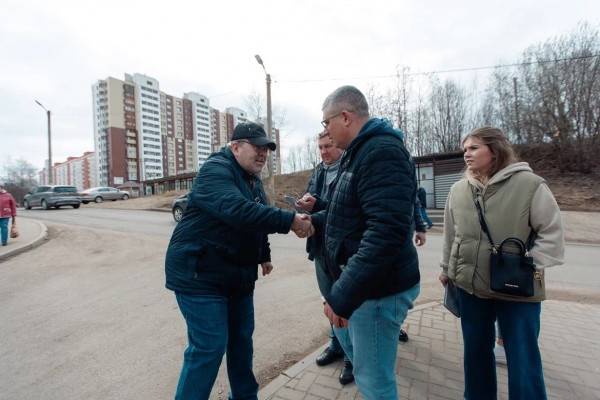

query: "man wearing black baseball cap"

left=165, top=121, right=312, bottom=399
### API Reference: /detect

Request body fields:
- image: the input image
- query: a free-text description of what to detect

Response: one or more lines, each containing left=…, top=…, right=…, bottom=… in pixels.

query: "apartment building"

left=129, top=73, right=163, bottom=181
left=184, top=92, right=212, bottom=168
left=91, top=73, right=283, bottom=194
left=38, top=152, right=97, bottom=191
left=92, top=76, right=139, bottom=187
left=92, top=74, right=215, bottom=185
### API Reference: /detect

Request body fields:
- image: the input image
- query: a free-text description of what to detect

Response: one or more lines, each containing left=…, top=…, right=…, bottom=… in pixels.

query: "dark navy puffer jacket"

left=165, top=147, right=295, bottom=296
left=312, top=119, right=420, bottom=318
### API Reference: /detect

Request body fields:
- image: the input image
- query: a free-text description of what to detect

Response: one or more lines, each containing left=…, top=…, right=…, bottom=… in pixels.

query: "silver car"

left=81, top=187, right=130, bottom=204
left=23, top=185, right=81, bottom=210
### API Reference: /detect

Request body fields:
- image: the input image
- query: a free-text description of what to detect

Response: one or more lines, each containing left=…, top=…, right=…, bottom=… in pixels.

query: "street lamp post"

left=255, top=54, right=275, bottom=204
left=35, top=100, right=53, bottom=185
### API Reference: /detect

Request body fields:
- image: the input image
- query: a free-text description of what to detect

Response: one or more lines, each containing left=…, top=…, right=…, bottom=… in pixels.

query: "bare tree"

left=516, top=22, right=600, bottom=172
left=1, top=158, right=38, bottom=205
left=244, top=90, right=264, bottom=122
left=427, top=77, right=469, bottom=152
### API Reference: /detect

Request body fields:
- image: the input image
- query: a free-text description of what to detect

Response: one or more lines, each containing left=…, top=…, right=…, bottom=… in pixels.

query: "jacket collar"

left=467, top=162, right=533, bottom=190
left=216, top=146, right=260, bottom=182
left=340, top=118, right=404, bottom=166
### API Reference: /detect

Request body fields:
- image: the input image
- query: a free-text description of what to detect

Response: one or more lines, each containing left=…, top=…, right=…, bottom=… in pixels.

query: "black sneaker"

left=316, top=347, right=343, bottom=366
left=399, top=328, right=409, bottom=342
left=339, top=359, right=354, bottom=385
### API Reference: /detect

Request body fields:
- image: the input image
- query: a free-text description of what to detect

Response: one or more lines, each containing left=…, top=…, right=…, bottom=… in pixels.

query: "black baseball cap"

left=232, top=122, right=276, bottom=151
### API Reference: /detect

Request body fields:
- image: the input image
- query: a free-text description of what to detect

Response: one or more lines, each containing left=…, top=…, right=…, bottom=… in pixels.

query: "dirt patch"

left=83, top=190, right=186, bottom=211
left=546, top=288, right=600, bottom=305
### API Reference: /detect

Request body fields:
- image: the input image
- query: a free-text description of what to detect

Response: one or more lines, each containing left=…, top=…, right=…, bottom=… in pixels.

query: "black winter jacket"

left=304, top=162, right=333, bottom=260
left=312, top=119, right=421, bottom=318
left=165, top=147, right=295, bottom=296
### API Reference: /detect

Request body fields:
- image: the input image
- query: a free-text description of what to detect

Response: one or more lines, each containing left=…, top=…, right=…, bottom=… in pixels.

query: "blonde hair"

left=462, top=127, right=518, bottom=178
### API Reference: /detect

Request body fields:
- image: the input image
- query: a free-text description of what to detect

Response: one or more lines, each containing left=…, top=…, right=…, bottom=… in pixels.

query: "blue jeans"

left=458, top=288, right=546, bottom=400
left=419, top=207, right=433, bottom=227
left=314, top=256, right=344, bottom=355
left=175, top=293, right=258, bottom=400
left=0, top=218, right=9, bottom=245
left=334, top=284, right=420, bottom=400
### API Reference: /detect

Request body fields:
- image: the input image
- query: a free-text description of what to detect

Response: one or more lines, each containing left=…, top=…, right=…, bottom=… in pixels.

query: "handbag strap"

left=471, top=187, right=536, bottom=255
left=471, top=188, right=497, bottom=253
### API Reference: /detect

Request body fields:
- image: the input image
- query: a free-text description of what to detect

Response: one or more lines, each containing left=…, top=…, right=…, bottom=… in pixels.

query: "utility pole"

left=513, top=77, right=521, bottom=143
left=35, top=100, right=53, bottom=184
left=255, top=54, right=275, bottom=204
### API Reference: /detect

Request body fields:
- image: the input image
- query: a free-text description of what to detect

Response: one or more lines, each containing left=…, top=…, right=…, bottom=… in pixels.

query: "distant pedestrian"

left=417, top=187, right=433, bottom=228
left=165, top=122, right=312, bottom=400
left=0, top=184, right=17, bottom=246
left=439, top=127, right=564, bottom=399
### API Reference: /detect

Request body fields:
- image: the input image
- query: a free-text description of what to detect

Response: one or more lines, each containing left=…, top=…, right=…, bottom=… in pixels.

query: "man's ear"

left=342, top=111, right=352, bottom=127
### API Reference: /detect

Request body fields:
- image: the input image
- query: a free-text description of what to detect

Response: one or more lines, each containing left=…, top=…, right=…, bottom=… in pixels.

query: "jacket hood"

left=467, top=161, right=533, bottom=189
left=345, top=118, right=404, bottom=155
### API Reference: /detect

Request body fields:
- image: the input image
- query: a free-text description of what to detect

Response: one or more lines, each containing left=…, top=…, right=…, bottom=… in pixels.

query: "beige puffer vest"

left=448, top=170, right=546, bottom=302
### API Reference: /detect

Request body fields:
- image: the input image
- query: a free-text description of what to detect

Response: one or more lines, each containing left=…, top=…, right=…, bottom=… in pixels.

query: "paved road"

left=19, top=207, right=174, bottom=236
left=4, top=208, right=599, bottom=399
left=20, top=207, right=600, bottom=288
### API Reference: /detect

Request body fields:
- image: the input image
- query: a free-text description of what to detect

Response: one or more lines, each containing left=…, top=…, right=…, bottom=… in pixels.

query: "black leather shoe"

left=398, top=328, right=409, bottom=342
left=339, top=360, right=354, bottom=385
left=316, top=347, right=343, bottom=366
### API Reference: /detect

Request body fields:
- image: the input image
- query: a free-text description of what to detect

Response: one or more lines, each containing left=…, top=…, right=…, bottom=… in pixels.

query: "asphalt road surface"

left=3, top=208, right=598, bottom=399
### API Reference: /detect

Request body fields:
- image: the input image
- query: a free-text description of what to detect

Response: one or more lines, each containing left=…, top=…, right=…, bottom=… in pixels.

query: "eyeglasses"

left=237, top=140, right=270, bottom=153
left=321, top=112, right=344, bottom=128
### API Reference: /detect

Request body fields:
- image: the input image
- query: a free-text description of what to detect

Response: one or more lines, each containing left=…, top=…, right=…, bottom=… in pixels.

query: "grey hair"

left=321, top=85, right=369, bottom=118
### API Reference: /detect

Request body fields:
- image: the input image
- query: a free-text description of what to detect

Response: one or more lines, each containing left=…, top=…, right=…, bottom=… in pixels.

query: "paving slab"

left=261, top=300, right=600, bottom=400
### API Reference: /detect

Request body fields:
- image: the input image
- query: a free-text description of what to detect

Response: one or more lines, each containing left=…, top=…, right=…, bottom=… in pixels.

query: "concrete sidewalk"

left=0, top=216, right=48, bottom=262
left=260, top=300, right=600, bottom=400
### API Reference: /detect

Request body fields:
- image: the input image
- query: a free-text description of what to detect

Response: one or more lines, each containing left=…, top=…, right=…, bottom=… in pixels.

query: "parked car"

left=81, top=187, right=130, bottom=204
left=23, top=185, right=81, bottom=210
left=172, top=193, right=188, bottom=222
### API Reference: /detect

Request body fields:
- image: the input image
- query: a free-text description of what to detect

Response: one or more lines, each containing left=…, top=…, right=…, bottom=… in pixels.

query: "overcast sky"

left=1, top=0, right=598, bottom=173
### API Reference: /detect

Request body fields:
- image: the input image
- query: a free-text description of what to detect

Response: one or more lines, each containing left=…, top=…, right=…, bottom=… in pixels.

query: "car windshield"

left=54, top=186, right=77, bottom=193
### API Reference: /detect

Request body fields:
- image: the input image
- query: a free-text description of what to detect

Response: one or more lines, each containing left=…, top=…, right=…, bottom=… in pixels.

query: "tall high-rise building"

left=91, top=73, right=283, bottom=192
left=128, top=73, right=163, bottom=181
left=92, top=76, right=139, bottom=187
left=184, top=92, right=212, bottom=168
left=210, top=108, right=222, bottom=152
left=93, top=73, right=213, bottom=184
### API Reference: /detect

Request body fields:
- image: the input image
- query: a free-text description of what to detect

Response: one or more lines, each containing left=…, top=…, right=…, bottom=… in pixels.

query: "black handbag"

left=473, top=192, right=537, bottom=297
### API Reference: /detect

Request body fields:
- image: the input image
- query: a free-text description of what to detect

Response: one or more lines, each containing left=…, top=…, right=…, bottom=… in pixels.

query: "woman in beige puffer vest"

left=439, top=127, right=564, bottom=400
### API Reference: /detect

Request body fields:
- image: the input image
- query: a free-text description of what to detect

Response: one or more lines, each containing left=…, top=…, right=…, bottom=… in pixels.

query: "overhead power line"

left=277, top=54, right=600, bottom=84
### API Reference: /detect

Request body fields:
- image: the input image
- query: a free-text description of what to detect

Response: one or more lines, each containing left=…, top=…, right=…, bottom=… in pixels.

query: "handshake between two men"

left=289, top=193, right=318, bottom=238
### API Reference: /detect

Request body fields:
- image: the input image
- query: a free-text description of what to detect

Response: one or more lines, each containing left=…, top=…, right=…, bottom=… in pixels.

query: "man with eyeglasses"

left=165, top=122, right=313, bottom=400
left=308, top=86, right=421, bottom=399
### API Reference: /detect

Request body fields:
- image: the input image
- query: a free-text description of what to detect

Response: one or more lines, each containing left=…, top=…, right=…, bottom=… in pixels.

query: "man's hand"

left=291, top=213, right=314, bottom=238
left=296, top=193, right=317, bottom=213
left=261, top=262, right=273, bottom=276
left=414, top=231, right=427, bottom=247
left=323, top=302, right=348, bottom=328
left=439, top=273, right=449, bottom=286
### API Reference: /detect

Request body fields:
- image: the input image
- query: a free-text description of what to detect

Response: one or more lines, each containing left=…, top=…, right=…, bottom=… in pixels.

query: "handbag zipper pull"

left=534, top=271, right=543, bottom=281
